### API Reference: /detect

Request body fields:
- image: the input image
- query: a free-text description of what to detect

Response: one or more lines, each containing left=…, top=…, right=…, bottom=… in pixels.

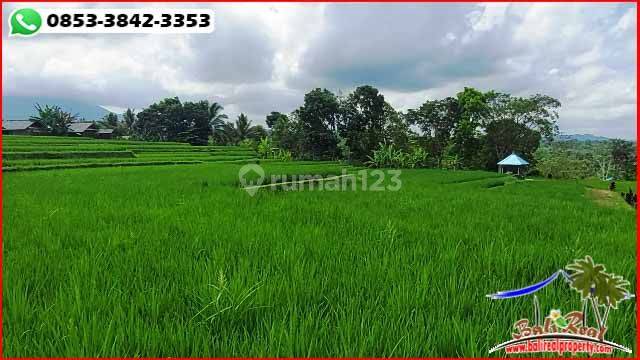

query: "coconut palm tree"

left=235, top=113, right=254, bottom=140
left=233, top=113, right=266, bottom=143
left=212, top=113, right=266, bottom=145
left=219, top=122, right=238, bottom=145
left=209, top=102, right=228, bottom=132
left=209, top=102, right=229, bottom=144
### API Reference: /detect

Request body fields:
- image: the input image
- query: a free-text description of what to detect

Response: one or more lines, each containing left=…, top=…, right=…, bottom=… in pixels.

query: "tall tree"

left=483, top=92, right=560, bottom=167
left=134, top=97, right=184, bottom=141
left=235, top=113, right=255, bottom=141
left=180, top=101, right=211, bottom=145
left=123, top=108, right=136, bottom=134
left=271, top=112, right=302, bottom=154
left=610, top=139, right=636, bottom=180
left=297, top=88, right=340, bottom=159
left=593, top=142, right=616, bottom=181
left=486, top=93, right=560, bottom=140
left=266, top=112, right=288, bottom=129
left=409, top=97, right=461, bottom=167
left=383, top=103, right=411, bottom=151
left=338, top=85, right=386, bottom=161
left=453, top=87, right=489, bottom=169
left=484, top=119, right=541, bottom=169
left=250, top=125, right=268, bottom=141
left=219, top=122, right=239, bottom=145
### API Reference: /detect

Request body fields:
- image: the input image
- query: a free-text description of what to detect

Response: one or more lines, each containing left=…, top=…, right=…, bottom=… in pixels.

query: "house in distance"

left=2, top=120, right=47, bottom=135
left=68, top=122, right=99, bottom=137
left=96, top=128, right=115, bottom=139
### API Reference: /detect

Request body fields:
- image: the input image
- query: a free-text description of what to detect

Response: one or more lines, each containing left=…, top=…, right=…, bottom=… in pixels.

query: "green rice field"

left=2, top=136, right=258, bottom=171
left=2, top=135, right=636, bottom=357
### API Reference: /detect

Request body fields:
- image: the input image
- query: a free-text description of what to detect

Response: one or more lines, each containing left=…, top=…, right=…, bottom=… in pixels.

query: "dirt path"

left=587, top=188, right=628, bottom=209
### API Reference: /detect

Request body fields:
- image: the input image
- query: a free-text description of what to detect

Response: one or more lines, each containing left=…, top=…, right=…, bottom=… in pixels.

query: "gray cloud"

left=180, top=7, right=276, bottom=84
left=291, top=4, right=525, bottom=91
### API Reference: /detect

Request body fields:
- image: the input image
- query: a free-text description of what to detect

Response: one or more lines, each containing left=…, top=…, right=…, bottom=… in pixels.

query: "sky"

left=2, top=2, right=637, bottom=139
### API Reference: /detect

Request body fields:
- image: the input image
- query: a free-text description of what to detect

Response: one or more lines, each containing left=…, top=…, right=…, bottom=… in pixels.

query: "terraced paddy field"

left=2, top=136, right=637, bottom=357
left=2, top=136, right=258, bottom=171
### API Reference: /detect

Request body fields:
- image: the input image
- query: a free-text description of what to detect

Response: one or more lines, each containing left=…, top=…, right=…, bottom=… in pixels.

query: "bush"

left=257, top=138, right=273, bottom=159
left=367, top=143, right=428, bottom=168
left=404, top=147, right=428, bottom=168
left=621, top=188, right=637, bottom=208
left=276, top=149, right=292, bottom=162
left=366, top=143, right=402, bottom=168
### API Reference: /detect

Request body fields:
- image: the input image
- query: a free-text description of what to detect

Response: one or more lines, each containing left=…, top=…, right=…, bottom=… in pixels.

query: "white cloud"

left=468, top=3, right=509, bottom=32
left=566, top=46, right=602, bottom=67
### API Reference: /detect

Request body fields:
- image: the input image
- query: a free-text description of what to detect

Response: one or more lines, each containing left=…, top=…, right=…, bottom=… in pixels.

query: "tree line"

left=27, top=84, right=635, bottom=179
left=259, top=85, right=561, bottom=171
left=30, top=86, right=562, bottom=170
left=113, top=99, right=268, bottom=145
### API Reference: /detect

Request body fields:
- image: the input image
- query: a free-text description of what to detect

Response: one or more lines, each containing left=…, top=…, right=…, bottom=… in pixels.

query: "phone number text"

left=46, top=13, right=212, bottom=28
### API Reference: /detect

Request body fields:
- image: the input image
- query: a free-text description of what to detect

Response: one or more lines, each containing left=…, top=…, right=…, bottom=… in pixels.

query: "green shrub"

left=404, top=147, right=428, bottom=168
left=276, top=149, right=293, bottom=162
left=367, top=143, right=429, bottom=168
left=257, top=138, right=274, bottom=159
left=366, top=143, right=404, bottom=168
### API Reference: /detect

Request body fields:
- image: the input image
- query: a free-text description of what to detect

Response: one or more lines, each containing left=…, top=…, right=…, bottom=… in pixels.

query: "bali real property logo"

left=487, top=256, right=634, bottom=355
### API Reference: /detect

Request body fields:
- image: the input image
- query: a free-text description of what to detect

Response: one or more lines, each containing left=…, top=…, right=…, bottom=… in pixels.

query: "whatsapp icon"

left=10, top=8, right=42, bottom=36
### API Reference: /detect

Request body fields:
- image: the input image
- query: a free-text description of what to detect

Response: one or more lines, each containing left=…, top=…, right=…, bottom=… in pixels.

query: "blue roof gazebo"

left=497, top=152, right=529, bottom=175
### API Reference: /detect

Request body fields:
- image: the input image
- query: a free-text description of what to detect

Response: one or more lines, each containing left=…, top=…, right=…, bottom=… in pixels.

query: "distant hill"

left=555, top=134, right=610, bottom=142
left=2, top=96, right=110, bottom=121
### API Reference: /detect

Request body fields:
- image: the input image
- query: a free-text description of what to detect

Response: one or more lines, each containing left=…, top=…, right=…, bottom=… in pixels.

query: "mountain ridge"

left=3, top=96, right=110, bottom=121
left=555, top=134, right=610, bottom=142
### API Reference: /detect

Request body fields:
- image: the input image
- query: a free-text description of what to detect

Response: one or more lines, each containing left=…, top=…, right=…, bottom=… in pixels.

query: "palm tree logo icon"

left=566, top=255, right=632, bottom=330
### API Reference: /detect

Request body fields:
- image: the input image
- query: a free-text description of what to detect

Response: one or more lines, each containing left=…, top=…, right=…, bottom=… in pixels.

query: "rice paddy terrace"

left=1, top=135, right=636, bottom=357
left=2, top=135, right=259, bottom=171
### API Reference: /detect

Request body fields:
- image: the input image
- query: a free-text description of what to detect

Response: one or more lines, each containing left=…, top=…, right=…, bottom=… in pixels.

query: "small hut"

left=96, top=128, right=115, bottom=139
left=2, top=120, right=47, bottom=135
left=497, top=152, right=529, bottom=175
left=68, top=122, right=99, bottom=137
